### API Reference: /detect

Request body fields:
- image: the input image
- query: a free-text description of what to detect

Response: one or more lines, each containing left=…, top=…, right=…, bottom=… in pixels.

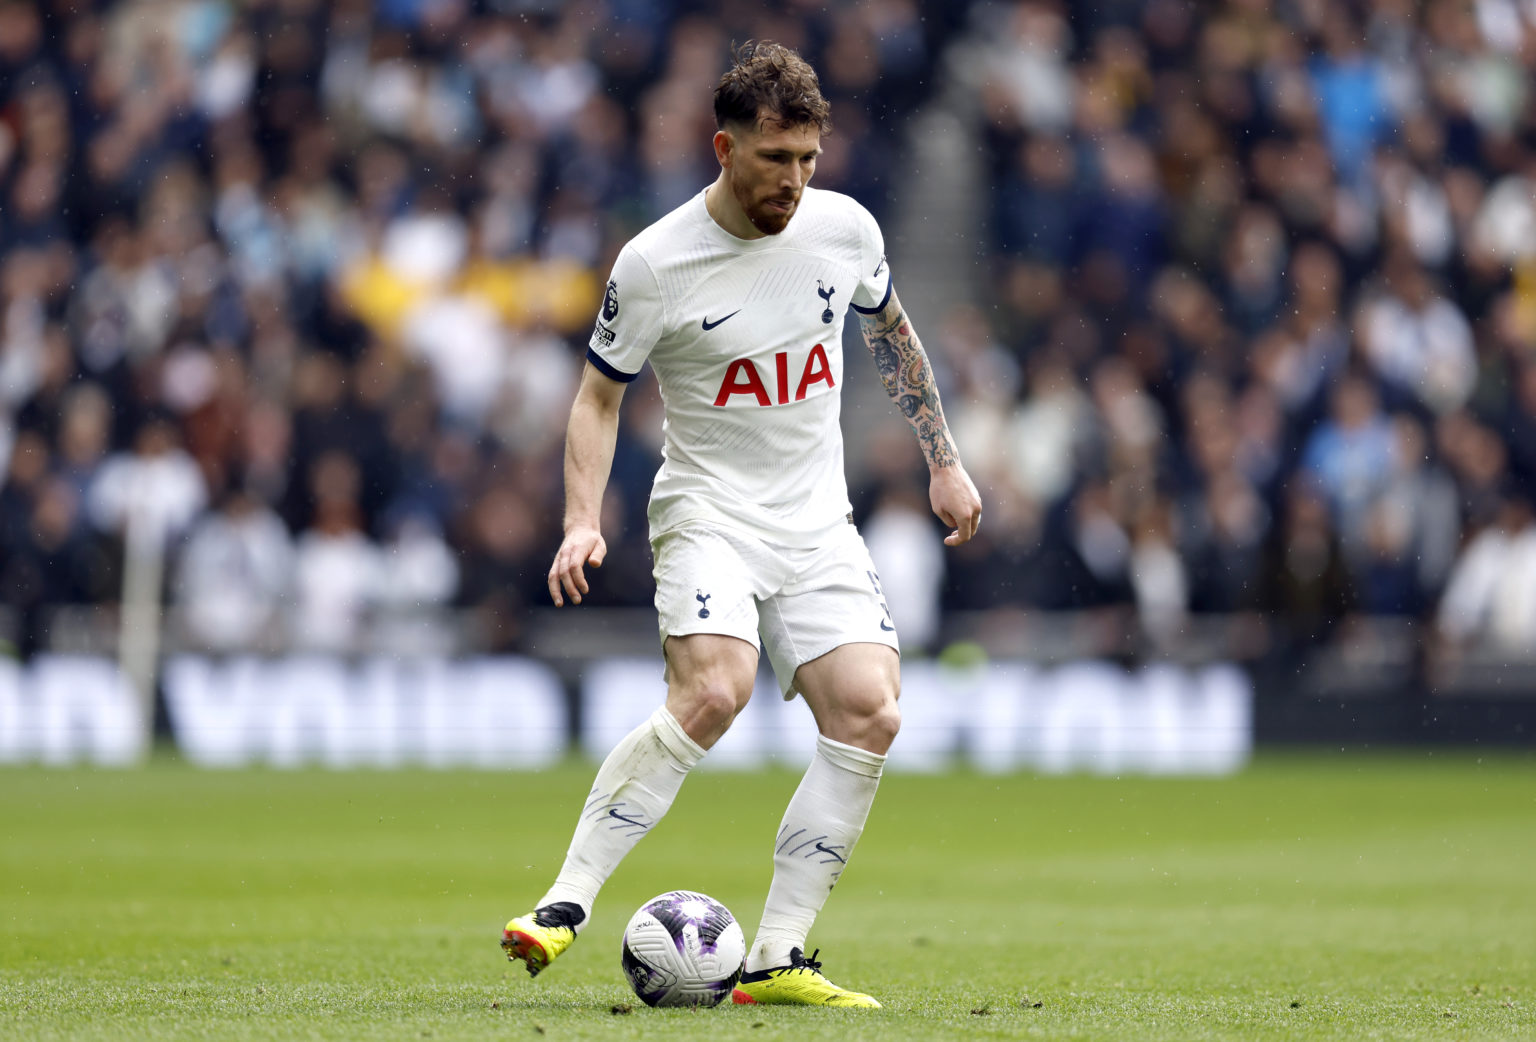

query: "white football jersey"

left=588, top=186, right=891, bottom=547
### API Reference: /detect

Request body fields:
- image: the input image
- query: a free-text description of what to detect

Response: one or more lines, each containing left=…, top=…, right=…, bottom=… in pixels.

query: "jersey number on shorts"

left=867, top=570, right=896, bottom=633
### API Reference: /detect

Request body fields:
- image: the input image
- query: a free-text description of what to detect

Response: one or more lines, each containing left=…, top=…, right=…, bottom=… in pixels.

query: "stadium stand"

left=2, top=0, right=1536, bottom=707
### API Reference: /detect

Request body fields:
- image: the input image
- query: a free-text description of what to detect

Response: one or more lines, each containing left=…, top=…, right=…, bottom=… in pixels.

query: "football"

left=620, top=890, right=746, bottom=1007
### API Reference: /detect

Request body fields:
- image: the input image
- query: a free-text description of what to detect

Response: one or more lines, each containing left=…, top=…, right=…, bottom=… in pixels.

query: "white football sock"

left=746, top=733, right=885, bottom=971
left=537, top=705, right=705, bottom=931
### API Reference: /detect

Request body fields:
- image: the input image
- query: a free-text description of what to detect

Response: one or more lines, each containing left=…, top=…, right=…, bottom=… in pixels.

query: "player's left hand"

left=930, top=463, right=982, bottom=546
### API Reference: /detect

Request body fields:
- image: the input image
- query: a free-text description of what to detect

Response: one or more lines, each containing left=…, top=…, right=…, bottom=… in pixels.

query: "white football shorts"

left=651, top=519, right=900, bottom=696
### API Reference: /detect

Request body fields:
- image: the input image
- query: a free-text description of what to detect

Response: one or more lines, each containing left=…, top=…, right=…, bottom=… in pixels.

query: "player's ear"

left=712, top=129, right=734, bottom=169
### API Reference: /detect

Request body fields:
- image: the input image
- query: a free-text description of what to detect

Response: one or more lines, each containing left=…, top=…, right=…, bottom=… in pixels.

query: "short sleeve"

left=587, top=245, right=664, bottom=382
left=848, top=204, right=892, bottom=315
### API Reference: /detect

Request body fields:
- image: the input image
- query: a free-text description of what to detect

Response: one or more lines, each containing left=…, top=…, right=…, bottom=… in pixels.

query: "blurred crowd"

left=2, top=0, right=1536, bottom=669
left=872, top=0, right=1536, bottom=665
left=0, top=0, right=948, bottom=657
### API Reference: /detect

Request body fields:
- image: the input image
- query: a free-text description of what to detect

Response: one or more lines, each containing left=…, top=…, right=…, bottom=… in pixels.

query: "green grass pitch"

left=3, top=752, right=1533, bottom=1041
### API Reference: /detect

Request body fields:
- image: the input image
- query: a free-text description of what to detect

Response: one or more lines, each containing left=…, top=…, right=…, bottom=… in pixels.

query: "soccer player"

left=503, top=41, right=982, bottom=1008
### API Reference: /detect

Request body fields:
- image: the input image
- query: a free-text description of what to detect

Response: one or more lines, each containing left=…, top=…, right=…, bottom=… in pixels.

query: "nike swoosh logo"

left=880, top=619, right=895, bottom=632
left=813, top=842, right=847, bottom=863
left=608, top=808, right=646, bottom=828
left=701, top=310, right=740, bottom=331
left=873, top=257, right=886, bottom=277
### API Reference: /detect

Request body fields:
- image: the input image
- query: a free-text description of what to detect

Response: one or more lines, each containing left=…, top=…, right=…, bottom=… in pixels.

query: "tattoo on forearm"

left=860, top=296, right=958, bottom=467
left=872, top=338, right=900, bottom=399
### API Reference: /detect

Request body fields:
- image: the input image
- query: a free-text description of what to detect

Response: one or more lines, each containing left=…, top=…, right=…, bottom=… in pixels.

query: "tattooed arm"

left=860, top=289, right=983, bottom=545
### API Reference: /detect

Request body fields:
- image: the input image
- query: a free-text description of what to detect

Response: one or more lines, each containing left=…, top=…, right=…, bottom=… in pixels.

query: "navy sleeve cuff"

left=849, top=275, right=893, bottom=316
left=585, top=348, right=641, bottom=383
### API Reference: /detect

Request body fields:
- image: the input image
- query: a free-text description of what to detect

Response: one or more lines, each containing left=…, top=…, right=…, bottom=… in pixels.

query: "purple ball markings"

left=646, top=890, right=736, bottom=956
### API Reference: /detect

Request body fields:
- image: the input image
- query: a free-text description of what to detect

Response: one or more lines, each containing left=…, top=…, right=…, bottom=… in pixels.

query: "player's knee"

left=833, top=686, right=899, bottom=754
left=670, top=678, right=750, bottom=748
left=864, top=695, right=901, bottom=752
left=694, top=684, right=744, bottom=728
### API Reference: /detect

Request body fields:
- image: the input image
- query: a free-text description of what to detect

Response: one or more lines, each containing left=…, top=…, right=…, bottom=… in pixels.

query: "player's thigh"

left=758, top=525, right=900, bottom=699
left=661, top=633, right=760, bottom=749
left=652, top=524, right=777, bottom=745
left=662, top=631, right=760, bottom=703
left=793, top=641, right=901, bottom=753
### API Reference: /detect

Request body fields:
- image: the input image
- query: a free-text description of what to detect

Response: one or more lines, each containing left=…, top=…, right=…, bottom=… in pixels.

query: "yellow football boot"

left=731, top=948, right=881, bottom=1008
left=500, top=902, right=583, bottom=977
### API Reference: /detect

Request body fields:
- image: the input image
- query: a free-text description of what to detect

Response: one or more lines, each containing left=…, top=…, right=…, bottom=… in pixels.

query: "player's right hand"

left=548, top=526, right=607, bottom=607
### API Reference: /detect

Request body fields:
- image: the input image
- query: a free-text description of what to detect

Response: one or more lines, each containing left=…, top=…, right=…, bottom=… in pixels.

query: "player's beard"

left=734, top=175, right=798, bottom=235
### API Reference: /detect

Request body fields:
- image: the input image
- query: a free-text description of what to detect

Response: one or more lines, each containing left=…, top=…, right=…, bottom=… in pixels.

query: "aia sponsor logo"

left=712, top=345, right=835, bottom=407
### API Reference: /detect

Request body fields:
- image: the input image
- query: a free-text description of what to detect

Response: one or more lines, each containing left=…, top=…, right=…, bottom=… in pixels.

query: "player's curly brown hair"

left=713, top=40, right=832, bottom=134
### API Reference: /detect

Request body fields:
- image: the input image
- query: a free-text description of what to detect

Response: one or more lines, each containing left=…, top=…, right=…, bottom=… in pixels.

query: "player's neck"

left=705, top=175, right=766, bottom=241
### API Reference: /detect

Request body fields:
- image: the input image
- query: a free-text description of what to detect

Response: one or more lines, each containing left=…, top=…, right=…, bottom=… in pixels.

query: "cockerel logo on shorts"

left=695, top=591, right=711, bottom=618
